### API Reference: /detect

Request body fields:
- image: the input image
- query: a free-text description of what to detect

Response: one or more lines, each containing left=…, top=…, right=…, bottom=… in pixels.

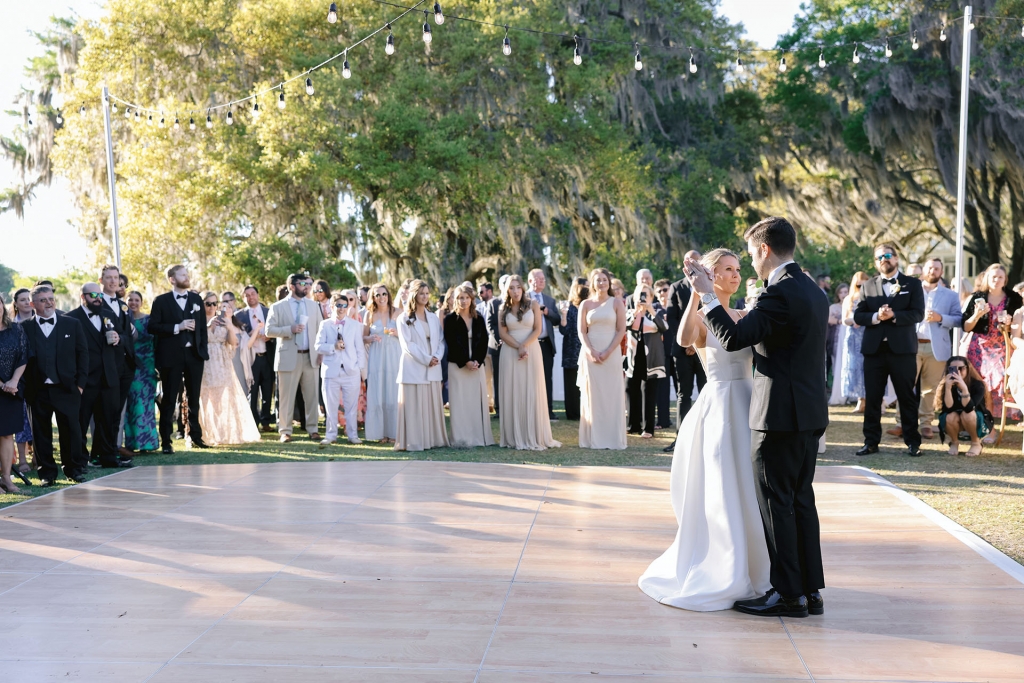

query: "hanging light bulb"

left=159, top=115, right=165, bottom=128
left=689, top=49, right=697, bottom=74
left=28, top=117, right=33, bottom=126
left=147, top=113, right=153, bottom=126
left=818, top=47, right=826, bottom=68
left=1021, top=21, right=1024, bottom=38
left=852, top=43, right=860, bottom=64
left=969, top=18, right=976, bottom=31
left=433, top=2, right=444, bottom=25
left=342, top=51, right=351, bottom=79
left=278, top=90, right=286, bottom=109
left=885, top=39, right=892, bottom=58
left=778, top=56, right=787, bottom=73
left=173, top=115, right=180, bottom=130
left=206, top=112, right=213, bottom=128
left=327, top=2, right=338, bottom=24
left=940, top=23, right=947, bottom=41
left=503, top=26, right=511, bottom=56
left=634, top=42, right=642, bottom=71
left=573, top=35, right=582, bottom=65
left=422, top=11, right=432, bottom=44
left=306, top=76, right=315, bottom=95
left=226, top=110, right=234, bottom=125
left=251, top=100, right=260, bottom=119
left=125, top=107, right=132, bottom=119
left=79, top=104, right=85, bottom=115
left=111, top=102, right=118, bottom=114
left=189, top=116, right=196, bottom=131
left=912, top=31, right=919, bottom=50
left=735, top=55, right=744, bottom=72
left=55, top=110, right=63, bottom=125
left=135, top=110, right=140, bottom=123
left=385, top=24, right=395, bottom=55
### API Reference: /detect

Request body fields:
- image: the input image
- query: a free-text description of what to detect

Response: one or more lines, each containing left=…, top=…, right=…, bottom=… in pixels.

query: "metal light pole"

left=952, top=6, right=973, bottom=351
left=101, top=84, right=122, bottom=269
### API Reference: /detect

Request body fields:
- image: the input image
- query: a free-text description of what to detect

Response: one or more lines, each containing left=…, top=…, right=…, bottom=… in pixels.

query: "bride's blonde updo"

left=700, top=248, right=740, bottom=271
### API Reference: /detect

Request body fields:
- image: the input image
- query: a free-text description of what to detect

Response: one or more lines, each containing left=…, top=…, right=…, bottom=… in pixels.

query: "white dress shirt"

left=81, top=305, right=102, bottom=332
left=872, top=271, right=902, bottom=325
left=291, top=297, right=310, bottom=351
left=37, top=315, right=55, bottom=338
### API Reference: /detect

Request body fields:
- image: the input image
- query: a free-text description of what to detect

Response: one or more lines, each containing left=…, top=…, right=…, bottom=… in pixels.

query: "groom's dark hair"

left=744, top=217, right=796, bottom=258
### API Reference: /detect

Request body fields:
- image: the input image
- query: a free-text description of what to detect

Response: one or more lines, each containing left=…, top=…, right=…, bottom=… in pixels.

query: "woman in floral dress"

left=124, top=292, right=159, bottom=452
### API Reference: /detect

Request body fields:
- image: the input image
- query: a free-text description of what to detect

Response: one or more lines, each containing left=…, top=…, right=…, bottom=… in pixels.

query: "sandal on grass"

left=947, top=443, right=959, bottom=456
left=966, top=444, right=983, bottom=457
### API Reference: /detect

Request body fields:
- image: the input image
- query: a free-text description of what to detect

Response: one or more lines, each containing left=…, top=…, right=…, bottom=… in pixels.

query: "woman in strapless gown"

left=198, top=293, right=261, bottom=446
left=638, top=249, right=770, bottom=611
left=498, top=275, right=561, bottom=451
left=363, top=284, right=401, bottom=443
left=577, top=268, right=627, bottom=449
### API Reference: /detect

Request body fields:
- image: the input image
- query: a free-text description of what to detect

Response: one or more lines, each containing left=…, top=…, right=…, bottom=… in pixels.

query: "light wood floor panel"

left=0, top=462, right=1021, bottom=682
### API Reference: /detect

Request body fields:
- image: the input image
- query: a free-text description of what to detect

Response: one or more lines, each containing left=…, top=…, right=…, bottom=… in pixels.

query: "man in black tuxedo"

left=485, top=275, right=510, bottom=417
left=853, top=244, right=926, bottom=457
left=148, top=265, right=210, bottom=453
left=100, top=264, right=136, bottom=456
left=235, top=285, right=276, bottom=430
left=527, top=269, right=562, bottom=420
left=663, top=250, right=706, bottom=452
left=22, top=285, right=89, bottom=485
left=687, top=217, right=827, bottom=619
left=66, top=283, right=134, bottom=469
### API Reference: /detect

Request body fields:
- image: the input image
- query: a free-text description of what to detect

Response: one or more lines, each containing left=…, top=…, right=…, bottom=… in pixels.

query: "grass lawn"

left=3, top=402, right=1022, bottom=565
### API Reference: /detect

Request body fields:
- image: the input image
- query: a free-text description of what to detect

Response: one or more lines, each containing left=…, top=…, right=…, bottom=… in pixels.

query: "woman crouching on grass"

left=935, top=356, right=992, bottom=457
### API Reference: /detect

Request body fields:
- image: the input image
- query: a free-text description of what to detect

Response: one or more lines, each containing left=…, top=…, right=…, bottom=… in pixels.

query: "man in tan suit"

left=266, top=273, right=324, bottom=442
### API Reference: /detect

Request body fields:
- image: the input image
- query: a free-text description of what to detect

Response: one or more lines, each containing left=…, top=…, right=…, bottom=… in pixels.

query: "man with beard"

left=914, top=258, right=962, bottom=439
left=67, top=283, right=134, bottom=469
left=853, top=244, right=926, bottom=456
left=148, top=265, right=210, bottom=453
left=100, top=265, right=137, bottom=458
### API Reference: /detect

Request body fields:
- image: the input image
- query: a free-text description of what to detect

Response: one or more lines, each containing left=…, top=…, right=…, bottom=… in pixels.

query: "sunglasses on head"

left=84, top=292, right=104, bottom=299
left=876, top=253, right=895, bottom=261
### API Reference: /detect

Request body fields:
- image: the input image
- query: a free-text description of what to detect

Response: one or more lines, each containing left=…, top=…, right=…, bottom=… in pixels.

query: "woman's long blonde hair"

left=454, top=284, right=478, bottom=318
left=501, top=274, right=531, bottom=325
left=403, top=279, right=429, bottom=322
left=843, top=271, right=870, bottom=316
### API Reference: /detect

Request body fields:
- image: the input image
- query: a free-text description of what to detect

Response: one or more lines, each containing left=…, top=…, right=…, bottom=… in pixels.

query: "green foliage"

left=0, top=263, right=16, bottom=296
left=219, top=233, right=356, bottom=299
left=796, top=240, right=875, bottom=293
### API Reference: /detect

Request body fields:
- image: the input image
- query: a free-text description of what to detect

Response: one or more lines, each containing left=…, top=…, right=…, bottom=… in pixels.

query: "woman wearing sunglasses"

left=312, top=280, right=332, bottom=321
left=363, top=283, right=400, bottom=443
left=934, top=356, right=991, bottom=457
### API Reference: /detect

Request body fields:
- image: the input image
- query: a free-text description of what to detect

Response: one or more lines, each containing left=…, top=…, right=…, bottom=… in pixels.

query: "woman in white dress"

left=197, top=292, right=261, bottom=446
left=638, top=249, right=770, bottom=611
left=363, top=283, right=401, bottom=443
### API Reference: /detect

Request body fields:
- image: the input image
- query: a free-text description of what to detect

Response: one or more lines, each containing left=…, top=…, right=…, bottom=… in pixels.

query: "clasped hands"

left=877, top=304, right=895, bottom=322
left=683, top=256, right=715, bottom=295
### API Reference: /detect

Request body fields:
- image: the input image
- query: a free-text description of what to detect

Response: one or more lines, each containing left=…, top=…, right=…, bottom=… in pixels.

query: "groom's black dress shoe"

left=855, top=445, right=879, bottom=456
left=906, top=445, right=922, bottom=457
left=662, top=441, right=676, bottom=453
left=734, top=589, right=808, bottom=618
left=806, top=592, right=824, bottom=615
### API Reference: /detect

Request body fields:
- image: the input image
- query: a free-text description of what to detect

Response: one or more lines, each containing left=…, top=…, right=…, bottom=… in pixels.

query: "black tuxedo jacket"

left=103, top=296, right=137, bottom=372
left=235, top=305, right=276, bottom=357
left=148, top=291, right=210, bottom=367
left=485, top=298, right=502, bottom=351
left=23, top=314, right=88, bottom=399
left=704, top=262, right=829, bottom=433
left=443, top=312, right=488, bottom=368
left=853, top=273, right=926, bottom=356
left=665, top=278, right=693, bottom=360
left=66, top=307, right=119, bottom=389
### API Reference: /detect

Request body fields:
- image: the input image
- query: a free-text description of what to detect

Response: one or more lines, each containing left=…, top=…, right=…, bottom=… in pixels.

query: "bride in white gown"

left=638, top=248, right=771, bottom=611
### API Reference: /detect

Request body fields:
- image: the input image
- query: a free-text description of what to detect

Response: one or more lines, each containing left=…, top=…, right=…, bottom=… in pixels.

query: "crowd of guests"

left=2, top=246, right=1021, bottom=491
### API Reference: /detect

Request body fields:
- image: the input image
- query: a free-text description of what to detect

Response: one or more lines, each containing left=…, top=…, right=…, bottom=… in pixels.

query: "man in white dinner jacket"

left=315, top=292, right=366, bottom=446
left=266, top=273, right=324, bottom=443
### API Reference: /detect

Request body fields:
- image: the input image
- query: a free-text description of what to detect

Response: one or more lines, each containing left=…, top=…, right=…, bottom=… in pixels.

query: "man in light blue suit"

left=916, top=258, right=963, bottom=439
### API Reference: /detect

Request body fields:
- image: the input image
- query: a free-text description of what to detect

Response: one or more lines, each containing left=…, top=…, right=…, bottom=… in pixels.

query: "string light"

left=1021, top=21, right=1024, bottom=38
left=912, top=31, right=920, bottom=50
left=306, top=77, right=315, bottom=95
left=79, top=104, right=85, bottom=114
left=885, top=39, right=892, bottom=58
left=147, top=113, right=153, bottom=126
left=852, top=43, right=860, bottom=64
left=969, top=18, right=976, bottom=31
left=940, top=22, right=947, bottom=41
left=134, top=111, right=140, bottom=123
left=735, top=55, right=744, bottom=72
left=422, top=11, right=432, bottom=44
left=111, top=102, right=118, bottom=114
left=634, top=42, right=642, bottom=71
left=159, top=115, right=165, bottom=128
left=573, top=35, right=582, bottom=65
left=206, top=112, right=213, bottom=129
left=173, top=115, right=180, bottom=130
left=124, top=107, right=131, bottom=119
left=818, top=47, right=826, bottom=68
left=55, top=110, right=63, bottom=125
left=189, top=115, right=196, bottom=131
left=778, top=55, right=787, bottom=72
left=252, top=100, right=260, bottom=119
left=278, top=90, right=286, bottom=109
left=386, top=23, right=395, bottom=54
left=503, top=25, right=511, bottom=56
left=342, top=51, right=351, bottom=78
left=688, top=48, right=697, bottom=74
left=433, top=1, right=444, bottom=25
left=327, top=2, right=338, bottom=24
left=226, top=109, right=234, bottom=125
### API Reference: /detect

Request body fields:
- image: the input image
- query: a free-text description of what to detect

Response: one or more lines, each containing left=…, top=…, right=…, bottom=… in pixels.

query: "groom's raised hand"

left=683, top=256, right=715, bottom=295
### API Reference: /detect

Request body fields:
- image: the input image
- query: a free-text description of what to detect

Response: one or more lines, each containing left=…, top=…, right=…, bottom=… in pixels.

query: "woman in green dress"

left=125, top=291, right=159, bottom=452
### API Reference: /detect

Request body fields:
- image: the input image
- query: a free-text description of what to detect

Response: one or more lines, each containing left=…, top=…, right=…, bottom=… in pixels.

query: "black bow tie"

left=176, top=294, right=188, bottom=300
left=883, top=278, right=897, bottom=285
left=39, top=317, right=55, bottom=326
left=88, top=313, right=99, bottom=318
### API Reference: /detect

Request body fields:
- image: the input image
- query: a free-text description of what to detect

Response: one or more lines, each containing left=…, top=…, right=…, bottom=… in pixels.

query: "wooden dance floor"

left=1, top=461, right=1023, bottom=682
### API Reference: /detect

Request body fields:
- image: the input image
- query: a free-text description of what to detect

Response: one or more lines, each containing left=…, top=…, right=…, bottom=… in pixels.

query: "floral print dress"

left=966, top=296, right=1018, bottom=419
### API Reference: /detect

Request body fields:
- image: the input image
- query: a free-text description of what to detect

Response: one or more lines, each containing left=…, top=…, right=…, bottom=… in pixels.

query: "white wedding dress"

left=638, top=325, right=771, bottom=611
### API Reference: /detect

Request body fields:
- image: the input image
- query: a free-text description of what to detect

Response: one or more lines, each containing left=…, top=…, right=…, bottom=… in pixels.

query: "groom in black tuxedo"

left=686, top=217, right=827, bottom=619
left=853, top=244, right=926, bottom=456
left=148, top=265, right=210, bottom=453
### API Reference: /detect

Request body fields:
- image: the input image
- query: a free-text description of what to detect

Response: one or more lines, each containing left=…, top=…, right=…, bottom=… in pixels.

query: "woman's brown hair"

left=365, top=282, right=396, bottom=318
left=933, top=355, right=992, bottom=412
left=501, top=275, right=531, bottom=325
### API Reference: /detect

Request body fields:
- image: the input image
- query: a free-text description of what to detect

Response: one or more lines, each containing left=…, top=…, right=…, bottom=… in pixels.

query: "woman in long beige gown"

left=578, top=268, right=628, bottom=449
left=444, top=285, right=494, bottom=447
left=498, top=275, right=561, bottom=451
left=395, top=280, right=450, bottom=452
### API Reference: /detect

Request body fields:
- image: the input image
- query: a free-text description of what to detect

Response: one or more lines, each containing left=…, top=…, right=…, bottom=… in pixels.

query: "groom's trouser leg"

left=862, top=352, right=887, bottom=447
left=752, top=429, right=825, bottom=598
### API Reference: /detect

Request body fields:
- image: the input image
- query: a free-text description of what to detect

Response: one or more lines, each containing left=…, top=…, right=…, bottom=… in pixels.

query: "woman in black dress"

left=935, top=355, right=992, bottom=457
left=0, top=295, right=29, bottom=493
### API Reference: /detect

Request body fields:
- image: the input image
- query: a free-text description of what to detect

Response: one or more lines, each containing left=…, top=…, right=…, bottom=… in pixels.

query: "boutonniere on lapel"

left=191, top=303, right=200, bottom=315
left=889, top=283, right=902, bottom=297
left=120, top=303, right=129, bottom=314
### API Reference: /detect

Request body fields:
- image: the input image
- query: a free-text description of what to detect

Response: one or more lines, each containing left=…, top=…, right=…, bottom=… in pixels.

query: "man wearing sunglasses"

left=853, top=243, right=926, bottom=456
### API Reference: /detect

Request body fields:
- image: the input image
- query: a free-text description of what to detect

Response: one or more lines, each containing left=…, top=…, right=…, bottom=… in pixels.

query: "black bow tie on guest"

left=88, top=312, right=99, bottom=318
left=39, top=317, right=55, bottom=326
left=883, top=278, right=897, bottom=285
left=176, top=294, right=188, bottom=300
